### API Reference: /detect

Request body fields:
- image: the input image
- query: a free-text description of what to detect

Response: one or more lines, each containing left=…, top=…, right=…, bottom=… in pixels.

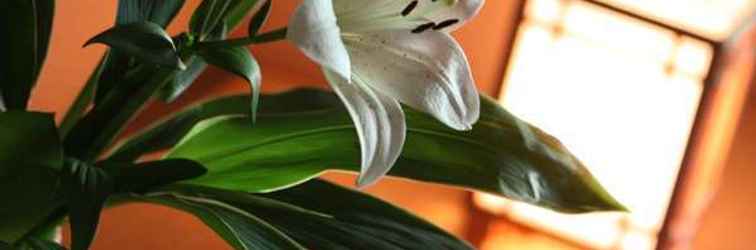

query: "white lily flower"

left=288, top=0, right=483, bottom=187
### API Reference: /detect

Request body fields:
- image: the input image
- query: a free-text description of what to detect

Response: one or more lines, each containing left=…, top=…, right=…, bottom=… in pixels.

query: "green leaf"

left=34, top=0, right=55, bottom=80
left=93, top=0, right=185, bottom=105
left=224, top=0, right=262, bottom=30
left=259, top=179, right=473, bottom=249
left=101, top=159, right=208, bottom=193
left=167, top=89, right=625, bottom=213
left=189, top=0, right=233, bottom=40
left=63, top=68, right=176, bottom=161
left=92, top=50, right=133, bottom=106
left=116, top=0, right=185, bottom=27
left=190, top=0, right=261, bottom=40
left=60, top=53, right=110, bottom=136
left=0, top=111, right=63, bottom=243
left=160, top=56, right=208, bottom=102
left=0, top=0, right=55, bottom=110
left=198, top=46, right=261, bottom=123
left=160, top=0, right=258, bottom=103
left=0, top=112, right=62, bottom=171
left=85, top=22, right=185, bottom=70
left=247, top=0, right=271, bottom=37
left=137, top=180, right=472, bottom=249
left=58, top=158, right=205, bottom=250
left=108, top=95, right=250, bottom=162
left=134, top=190, right=306, bottom=250
left=159, top=23, right=228, bottom=103
left=61, top=160, right=114, bottom=250
left=159, top=0, right=260, bottom=102
left=110, top=90, right=340, bottom=163
left=108, top=90, right=339, bottom=162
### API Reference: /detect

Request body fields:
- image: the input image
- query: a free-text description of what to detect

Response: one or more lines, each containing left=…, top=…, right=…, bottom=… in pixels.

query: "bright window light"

left=477, top=0, right=716, bottom=249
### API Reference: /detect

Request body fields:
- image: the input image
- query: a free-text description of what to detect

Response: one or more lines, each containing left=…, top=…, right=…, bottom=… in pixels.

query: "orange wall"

left=694, top=79, right=756, bottom=250
left=33, top=1, right=521, bottom=249
left=692, top=24, right=756, bottom=250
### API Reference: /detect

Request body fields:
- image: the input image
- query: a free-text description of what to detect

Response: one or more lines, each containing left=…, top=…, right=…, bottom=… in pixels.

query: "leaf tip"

left=600, top=196, right=630, bottom=212
left=82, top=36, right=102, bottom=48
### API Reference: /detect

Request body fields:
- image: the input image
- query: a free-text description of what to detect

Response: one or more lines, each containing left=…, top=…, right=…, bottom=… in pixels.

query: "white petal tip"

left=459, top=123, right=474, bottom=131
left=355, top=176, right=379, bottom=189
left=333, top=68, right=353, bottom=83
left=446, top=119, right=476, bottom=131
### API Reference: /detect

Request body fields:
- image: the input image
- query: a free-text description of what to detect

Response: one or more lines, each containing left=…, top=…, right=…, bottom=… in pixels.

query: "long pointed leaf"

left=259, top=179, right=474, bottom=249
left=102, top=159, right=208, bottom=193
left=134, top=191, right=306, bottom=250
left=85, top=22, right=185, bottom=70
left=60, top=53, right=110, bottom=136
left=0, top=111, right=63, bottom=243
left=190, top=0, right=261, bottom=40
left=107, top=95, right=250, bottom=162
left=116, top=0, right=185, bottom=27
left=63, top=67, right=176, bottom=161
left=0, top=0, right=55, bottom=110
left=62, top=158, right=207, bottom=250
left=62, top=160, right=114, bottom=250
left=137, top=180, right=473, bottom=250
left=167, top=89, right=625, bottom=213
left=159, top=0, right=262, bottom=102
left=247, top=0, right=271, bottom=37
left=108, top=90, right=341, bottom=161
left=94, top=0, right=186, bottom=104
left=198, top=46, right=261, bottom=123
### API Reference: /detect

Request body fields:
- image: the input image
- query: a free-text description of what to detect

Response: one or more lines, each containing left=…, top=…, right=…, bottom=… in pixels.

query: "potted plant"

left=0, top=0, right=625, bottom=249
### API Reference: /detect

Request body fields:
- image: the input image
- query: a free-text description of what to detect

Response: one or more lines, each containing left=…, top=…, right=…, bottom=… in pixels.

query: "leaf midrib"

left=192, top=120, right=503, bottom=166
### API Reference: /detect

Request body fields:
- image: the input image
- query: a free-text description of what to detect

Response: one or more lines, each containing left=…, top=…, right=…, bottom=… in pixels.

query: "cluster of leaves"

left=0, top=0, right=624, bottom=250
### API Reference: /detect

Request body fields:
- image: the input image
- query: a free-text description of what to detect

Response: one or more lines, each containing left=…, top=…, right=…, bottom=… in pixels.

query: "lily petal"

left=345, top=30, right=479, bottom=130
left=324, top=69, right=406, bottom=188
left=335, top=0, right=485, bottom=33
left=288, top=0, right=352, bottom=80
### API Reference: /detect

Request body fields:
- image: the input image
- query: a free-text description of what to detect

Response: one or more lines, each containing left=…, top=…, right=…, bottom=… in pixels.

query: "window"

left=471, top=0, right=748, bottom=248
left=596, top=0, right=756, bottom=40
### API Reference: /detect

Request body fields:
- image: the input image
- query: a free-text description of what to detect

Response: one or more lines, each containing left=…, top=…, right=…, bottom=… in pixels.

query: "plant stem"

left=197, top=27, right=288, bottom=49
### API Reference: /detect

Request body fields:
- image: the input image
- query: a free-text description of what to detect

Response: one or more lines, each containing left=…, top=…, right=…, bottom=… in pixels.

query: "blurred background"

left=31, top=0, right=755, bottom=249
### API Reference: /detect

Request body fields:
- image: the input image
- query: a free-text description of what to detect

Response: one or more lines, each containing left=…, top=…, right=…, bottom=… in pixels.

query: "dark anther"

left=412, top=22, right=436, bottom=33
left=433, top=19, right=460, bottom=30
left=402, top=1, right=419, bottom=16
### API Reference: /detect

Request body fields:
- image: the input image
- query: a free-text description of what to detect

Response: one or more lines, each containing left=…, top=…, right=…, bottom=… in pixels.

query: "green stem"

left=197, top=27, right=288, bottom=49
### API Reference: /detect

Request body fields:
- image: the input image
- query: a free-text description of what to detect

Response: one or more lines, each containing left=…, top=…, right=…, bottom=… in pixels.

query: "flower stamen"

left=433, top=19, right=460, bottom=30
left=401, top=1, right=419, bottom=16
left=411, top=22, right=436, bottom=33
